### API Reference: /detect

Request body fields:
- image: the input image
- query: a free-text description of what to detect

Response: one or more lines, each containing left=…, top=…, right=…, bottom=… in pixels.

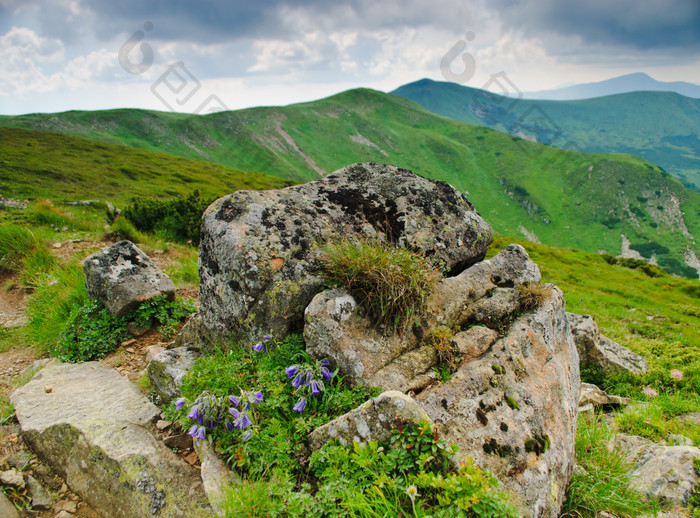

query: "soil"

left=0, top=243, right=200, bottom=518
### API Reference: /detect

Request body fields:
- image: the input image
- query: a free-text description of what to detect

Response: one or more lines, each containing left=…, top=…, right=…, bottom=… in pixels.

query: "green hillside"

left=391, top=78, right=700, bottom=191
left=0, top=127, right=292, bottom=204
left=1, top=90, right=698, bottom=277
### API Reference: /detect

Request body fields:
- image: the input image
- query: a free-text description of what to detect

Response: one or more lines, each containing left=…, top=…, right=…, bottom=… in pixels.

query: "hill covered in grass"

left=0, top=127, right=292, bottom=204
left=392, top=78, right=700, bottom=191
left=1, top=90, right=699, bottom=277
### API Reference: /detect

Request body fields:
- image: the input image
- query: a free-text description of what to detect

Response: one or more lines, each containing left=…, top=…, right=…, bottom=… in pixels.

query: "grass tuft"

left=517, top=281, right=552, bottom=311
left=320, top=239, right=440, bottom=333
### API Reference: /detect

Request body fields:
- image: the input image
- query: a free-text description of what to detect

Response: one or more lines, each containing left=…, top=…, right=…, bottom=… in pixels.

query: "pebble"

left=55, top=511, right=73, bottom=518
left=7, top=451, right=32, bottom=470
left=156, top=420, right=171, bottom=431
left=26, top=474, right=52, bottom=510
left=54, top=499, right=78, bottom=513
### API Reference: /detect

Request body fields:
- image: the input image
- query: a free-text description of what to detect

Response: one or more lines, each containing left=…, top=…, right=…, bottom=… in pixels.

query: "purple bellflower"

left=293, top=397, right=306, bottom=413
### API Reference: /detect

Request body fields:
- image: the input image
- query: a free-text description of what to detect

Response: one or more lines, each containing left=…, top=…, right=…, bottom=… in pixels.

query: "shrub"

left=122, top=190, right=213, bottom=245
left=320, top=239, right=440, bottom=333
left=52, top=294, right=196, bottom=362
left=102, top=216, right=145, bottom=243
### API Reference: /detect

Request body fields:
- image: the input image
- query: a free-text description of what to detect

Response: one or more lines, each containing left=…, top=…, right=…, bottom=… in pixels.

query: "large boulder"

left=198, top=162, right=492, bottom=345
left=83, top=240, right=175, bottom=317
left=567, top=313, right=648, bottom=375
left=305, top=244, right=579, bottom=518
left=11, top=362, right=209, bottom=518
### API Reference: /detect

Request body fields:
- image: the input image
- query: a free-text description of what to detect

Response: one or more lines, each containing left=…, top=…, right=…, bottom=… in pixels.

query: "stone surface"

left=147, top=346, right=202, bottom=403
left=305, top=243, right=579, bottom=517
left=198, top=162, right=492, bottom=345
left=0, top=492, right=19, bottom=518
left=11, top=361, right=210, bottom=518
left=7, top=450, right=32, bottom=470
left=163, top=433, right=194, bottom=451
left=83, top=240, right=175, bottom=317
left=26, top=474, right=52, bottom=510
left=309, top=391, right=432, bottom=450
left=0, top=469, right=24, bottom=488
left=610, top=433, right=700, bottom=506
left=579, top=382, right=629, bottom=408
left=567, top=313, right=648, bottom=375
left=305, top=244, right=541, bottom=391
left=194, top=439, right=237, bottom=516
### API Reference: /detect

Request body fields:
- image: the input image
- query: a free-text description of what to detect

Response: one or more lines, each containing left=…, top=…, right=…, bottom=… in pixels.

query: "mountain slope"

left=391, top=78, right=700, bottom=191
left=526, top=72, right=700, bottom=100
left=0, top=127, right=291, bottom=204
left=0, top=89, right=698, bottom=277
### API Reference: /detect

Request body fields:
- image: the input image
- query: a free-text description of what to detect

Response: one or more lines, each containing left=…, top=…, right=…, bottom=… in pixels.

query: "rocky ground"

left=0, top=267, right=201, bottom=518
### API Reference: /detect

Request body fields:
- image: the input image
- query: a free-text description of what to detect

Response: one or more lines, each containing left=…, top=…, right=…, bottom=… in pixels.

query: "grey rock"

left=11, top=361, right=209, bottom=518
left=0, top=469, right=24, bottom=488
left=26, top=474, right=52, bottom=510
left=147, top=346, right=202, bottom=403
left=55, top=511, right=73, bottom=518
left=678, top=412, right=700, bottom=427
left=305, top=243, right=578, bottom=517
left=610, top=433, right=700, bottom=505
left=7, top=450, right=33, bottom=470
left=0, top=491, right=19, bottom=518
left=198, top=162, right=492, bottom=345
left=0, top=196, right=27, bottom=210
left=309, top=391, right=432, bottom=450
left=567, top=313, right=648, bottom=375
left=453, top=326, right=499, bottom=359
left=305, top=244, right=540, bottom=391
left=418, top=285, right=580, bottom=518
left=579, top=382, right=629, bottom=407
left=667, top=434, right=694, bottom=447
left=194, top=439, right=237, bottom=516
left=83, top=240, right=175, bottom=317
left=54, top=499, right=78, bottom=513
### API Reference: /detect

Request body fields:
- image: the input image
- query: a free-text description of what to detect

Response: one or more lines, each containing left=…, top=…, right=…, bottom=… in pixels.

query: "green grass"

left=1, top=89, right=697, bottom=277
left=392, top=78, right=700, bottom=191
left=320, top=239, right=440, bottom=333
left=0, top=126, right=293, bottom=205
left=562, top=415, right=660, bottom=517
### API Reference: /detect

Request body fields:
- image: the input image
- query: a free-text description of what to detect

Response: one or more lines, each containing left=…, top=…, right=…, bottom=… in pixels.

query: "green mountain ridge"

left=0, top=88, right=698, bottom=277
left=391, top=78, right=700, bottom=191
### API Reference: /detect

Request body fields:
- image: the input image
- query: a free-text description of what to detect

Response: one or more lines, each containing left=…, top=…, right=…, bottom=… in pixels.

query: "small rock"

left=667, top=434, right=693, bottom=447
left=26, top=474, right=52, bottom=510
left=44, top=385, right=53, bottom=393
left=156, top=420, right=171, bottom=431
left=164, top=433, right=193, bottom=451
left=579, top=382, right=629, bottom=407
left=121, top=338, right=137, bottom=347
left=53, top=242, right=63, bottom=248
left=55, top=511, right=73, bottom=518
left=127, top=321, right=150, bottom=337
left=183, top=451, right=199, bottom=466
left=54, top=499, right=78, bottom=513
left=0, top=469, right=25, bottom=488
left=147, top=346, right=201, bottom=403
left=7, top=451, right=32, bottom=470
left=125, top=347, right=135, bottom=353
left=60, top=482, right=68, bottom=493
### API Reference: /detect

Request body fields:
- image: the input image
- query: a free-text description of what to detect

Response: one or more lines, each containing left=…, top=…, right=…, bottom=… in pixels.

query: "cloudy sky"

left=1, top=0, right=699, bottom=115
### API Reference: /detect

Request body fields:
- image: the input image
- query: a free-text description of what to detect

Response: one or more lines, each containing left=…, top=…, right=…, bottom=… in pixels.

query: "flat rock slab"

left=11, top=362, right=209, bottom=518
left=83, top=240, right=175, bottom=317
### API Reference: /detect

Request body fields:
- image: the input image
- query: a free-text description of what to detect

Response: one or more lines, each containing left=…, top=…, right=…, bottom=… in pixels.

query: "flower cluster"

left=285, top=359, right=334, bottom=413
left=175, top=388, right=263, bottom=442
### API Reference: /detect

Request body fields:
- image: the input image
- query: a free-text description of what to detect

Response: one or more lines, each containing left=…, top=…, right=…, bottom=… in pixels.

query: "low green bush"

left=52, top=294, right=196, bottom=362
left=320, top=239, right=440, bottom=333
left=122, top=190, right=213, bottom=245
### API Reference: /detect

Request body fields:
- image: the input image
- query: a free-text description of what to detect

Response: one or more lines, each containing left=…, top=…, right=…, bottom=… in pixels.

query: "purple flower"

left=188, top=424, right=199, bottom=437
left=174, top=397, right=187, bottom=410
left=253, top=391, right=263, bottom=404
left=225, top=421, right=234, bottom=432
left=242, top=430, right=252, bottom=441
left=229, top=407, right=240, bottom=419
left=253, top=342, right=266, bottom=353
left=195, top=426, right=206, bottom=440
left=235, top=412, right=252, bottom=429
left=188, top=405, right=200, bottom=421
left=320, top=366, right=333, bottom=382
left=293, top=397, right=306, bottom=413
left=263, top=335, right=272, bottom=341
left=292, top=374, right=304, bottom=388
left=229, top=395, right=239, bottom=407
left=310, top=380, right=320, bottom=396
left=285, top=365, right=299, bottom=378
left=320, top=360, right=330, bottom=368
